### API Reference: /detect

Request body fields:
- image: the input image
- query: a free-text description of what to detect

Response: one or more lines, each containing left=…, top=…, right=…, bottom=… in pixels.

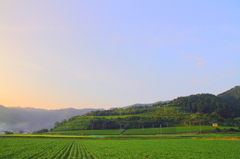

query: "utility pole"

left=92, top=124, right=93, bottom=135
left=199, top=123, right=202, bottom=133
left=119, top=124, right=121, bottom=134
left=160, top=124, right=162, bottom=135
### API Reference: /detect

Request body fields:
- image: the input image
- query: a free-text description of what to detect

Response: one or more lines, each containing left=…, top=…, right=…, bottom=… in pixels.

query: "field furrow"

left=1, top=137, right=240, bottom=158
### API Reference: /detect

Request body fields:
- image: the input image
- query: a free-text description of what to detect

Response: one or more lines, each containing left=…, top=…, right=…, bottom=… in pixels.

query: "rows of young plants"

left=0, top=138, right=240, bottom=158
left=83, top=139, right=240, bottom=158
left=0, top=138, right=96, bottom=159
left=0, top=138, right=69, bottom=159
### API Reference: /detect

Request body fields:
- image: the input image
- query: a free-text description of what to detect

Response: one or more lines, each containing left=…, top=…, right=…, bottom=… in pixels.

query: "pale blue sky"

left=0, top=1, right=239, bottom=109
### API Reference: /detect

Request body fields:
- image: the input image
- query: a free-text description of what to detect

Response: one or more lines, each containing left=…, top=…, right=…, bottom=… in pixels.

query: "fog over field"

left=0, top=105, right=102, bottom=130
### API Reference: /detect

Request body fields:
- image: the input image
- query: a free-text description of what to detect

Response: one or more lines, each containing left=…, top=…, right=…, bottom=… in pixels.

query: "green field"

left=47, top=129, right=125, bottom=135
left=2, top=133, right=240, bottom=139
left=124, top=126, right=236, bottom=135
left=87, top=114, right=147, bottom=119
left=0, top=138, right=240, bottom=158
left=49, top=126, right=237, bottom=135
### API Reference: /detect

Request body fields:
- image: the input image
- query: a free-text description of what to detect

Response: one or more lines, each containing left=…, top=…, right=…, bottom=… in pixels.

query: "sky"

left=0, top=1, right=240, bottom=110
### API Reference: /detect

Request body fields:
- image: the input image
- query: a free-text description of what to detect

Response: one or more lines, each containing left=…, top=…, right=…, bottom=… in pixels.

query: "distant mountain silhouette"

left=109, top=100, right=170, bottom=109
left=2, top=86, right=239, bottom=131
left=0, top=105, right=103, bottom=131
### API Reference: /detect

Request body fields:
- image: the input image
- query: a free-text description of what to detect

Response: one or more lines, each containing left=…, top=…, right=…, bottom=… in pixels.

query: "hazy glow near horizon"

left=1, top=1, right=240, bottom=110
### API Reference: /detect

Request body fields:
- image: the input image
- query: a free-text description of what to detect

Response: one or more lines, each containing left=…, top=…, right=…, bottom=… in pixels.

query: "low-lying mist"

left=0, top=105, right=102, bottom=131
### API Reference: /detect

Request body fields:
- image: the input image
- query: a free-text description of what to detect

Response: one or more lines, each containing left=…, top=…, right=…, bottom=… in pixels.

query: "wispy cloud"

left=1, top=54, right=45, bottom=72
left=188, top=72, right=236, bottom=89
left=0, top=20, right=69, bottom=33
left=17, top=61, right=44, bottom=72
left=185, top=54, right=206, bottom=67
left=177, top=51, right=206, bottom=67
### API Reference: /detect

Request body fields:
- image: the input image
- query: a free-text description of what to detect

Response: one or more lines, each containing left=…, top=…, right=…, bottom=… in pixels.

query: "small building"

left=212, top=123, right=218, bottom=127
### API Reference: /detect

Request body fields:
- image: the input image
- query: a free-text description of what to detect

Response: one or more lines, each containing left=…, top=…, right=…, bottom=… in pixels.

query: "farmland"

left=0, top=138, right=240, bottom=158
left=47, top=126, right=237, bottom=135
left=123, top=126, right=235, bottom=135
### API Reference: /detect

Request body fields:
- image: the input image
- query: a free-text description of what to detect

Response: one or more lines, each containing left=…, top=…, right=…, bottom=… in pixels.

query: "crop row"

left=0, top=138, right=240, bottom=158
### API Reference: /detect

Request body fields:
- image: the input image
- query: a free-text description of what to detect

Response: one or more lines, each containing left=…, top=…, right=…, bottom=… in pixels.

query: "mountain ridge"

left=1, top=86, right=240, bottom=131
left=0, top=105, right=103, bottom=131
left=109, top=100, right=170, bottom=110
left=53, top=86, right=240, bottom=131
left=217, top=86, right=240, bottom=104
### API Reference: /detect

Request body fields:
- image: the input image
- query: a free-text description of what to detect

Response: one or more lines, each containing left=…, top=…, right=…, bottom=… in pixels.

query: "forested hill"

left=52, top=86, right=240, bottom=131
left=218, top=86, right=240, bottom=104
left=171, top=94, right=240, bottom=118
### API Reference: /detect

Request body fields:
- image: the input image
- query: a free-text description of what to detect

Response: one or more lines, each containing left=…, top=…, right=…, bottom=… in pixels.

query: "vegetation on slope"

left=218, top=86, right=240, bottom=104
left=52, top=86, right=240, bottom=132
left=170, top=94, right=240, bottom=118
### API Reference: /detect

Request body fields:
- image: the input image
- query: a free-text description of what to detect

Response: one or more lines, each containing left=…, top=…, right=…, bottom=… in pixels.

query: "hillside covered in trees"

left=218, top=86, right=240, bottom=105
left=171, top=94, right=239, bottom=118
left=52, top=86, right=240, bottom=131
